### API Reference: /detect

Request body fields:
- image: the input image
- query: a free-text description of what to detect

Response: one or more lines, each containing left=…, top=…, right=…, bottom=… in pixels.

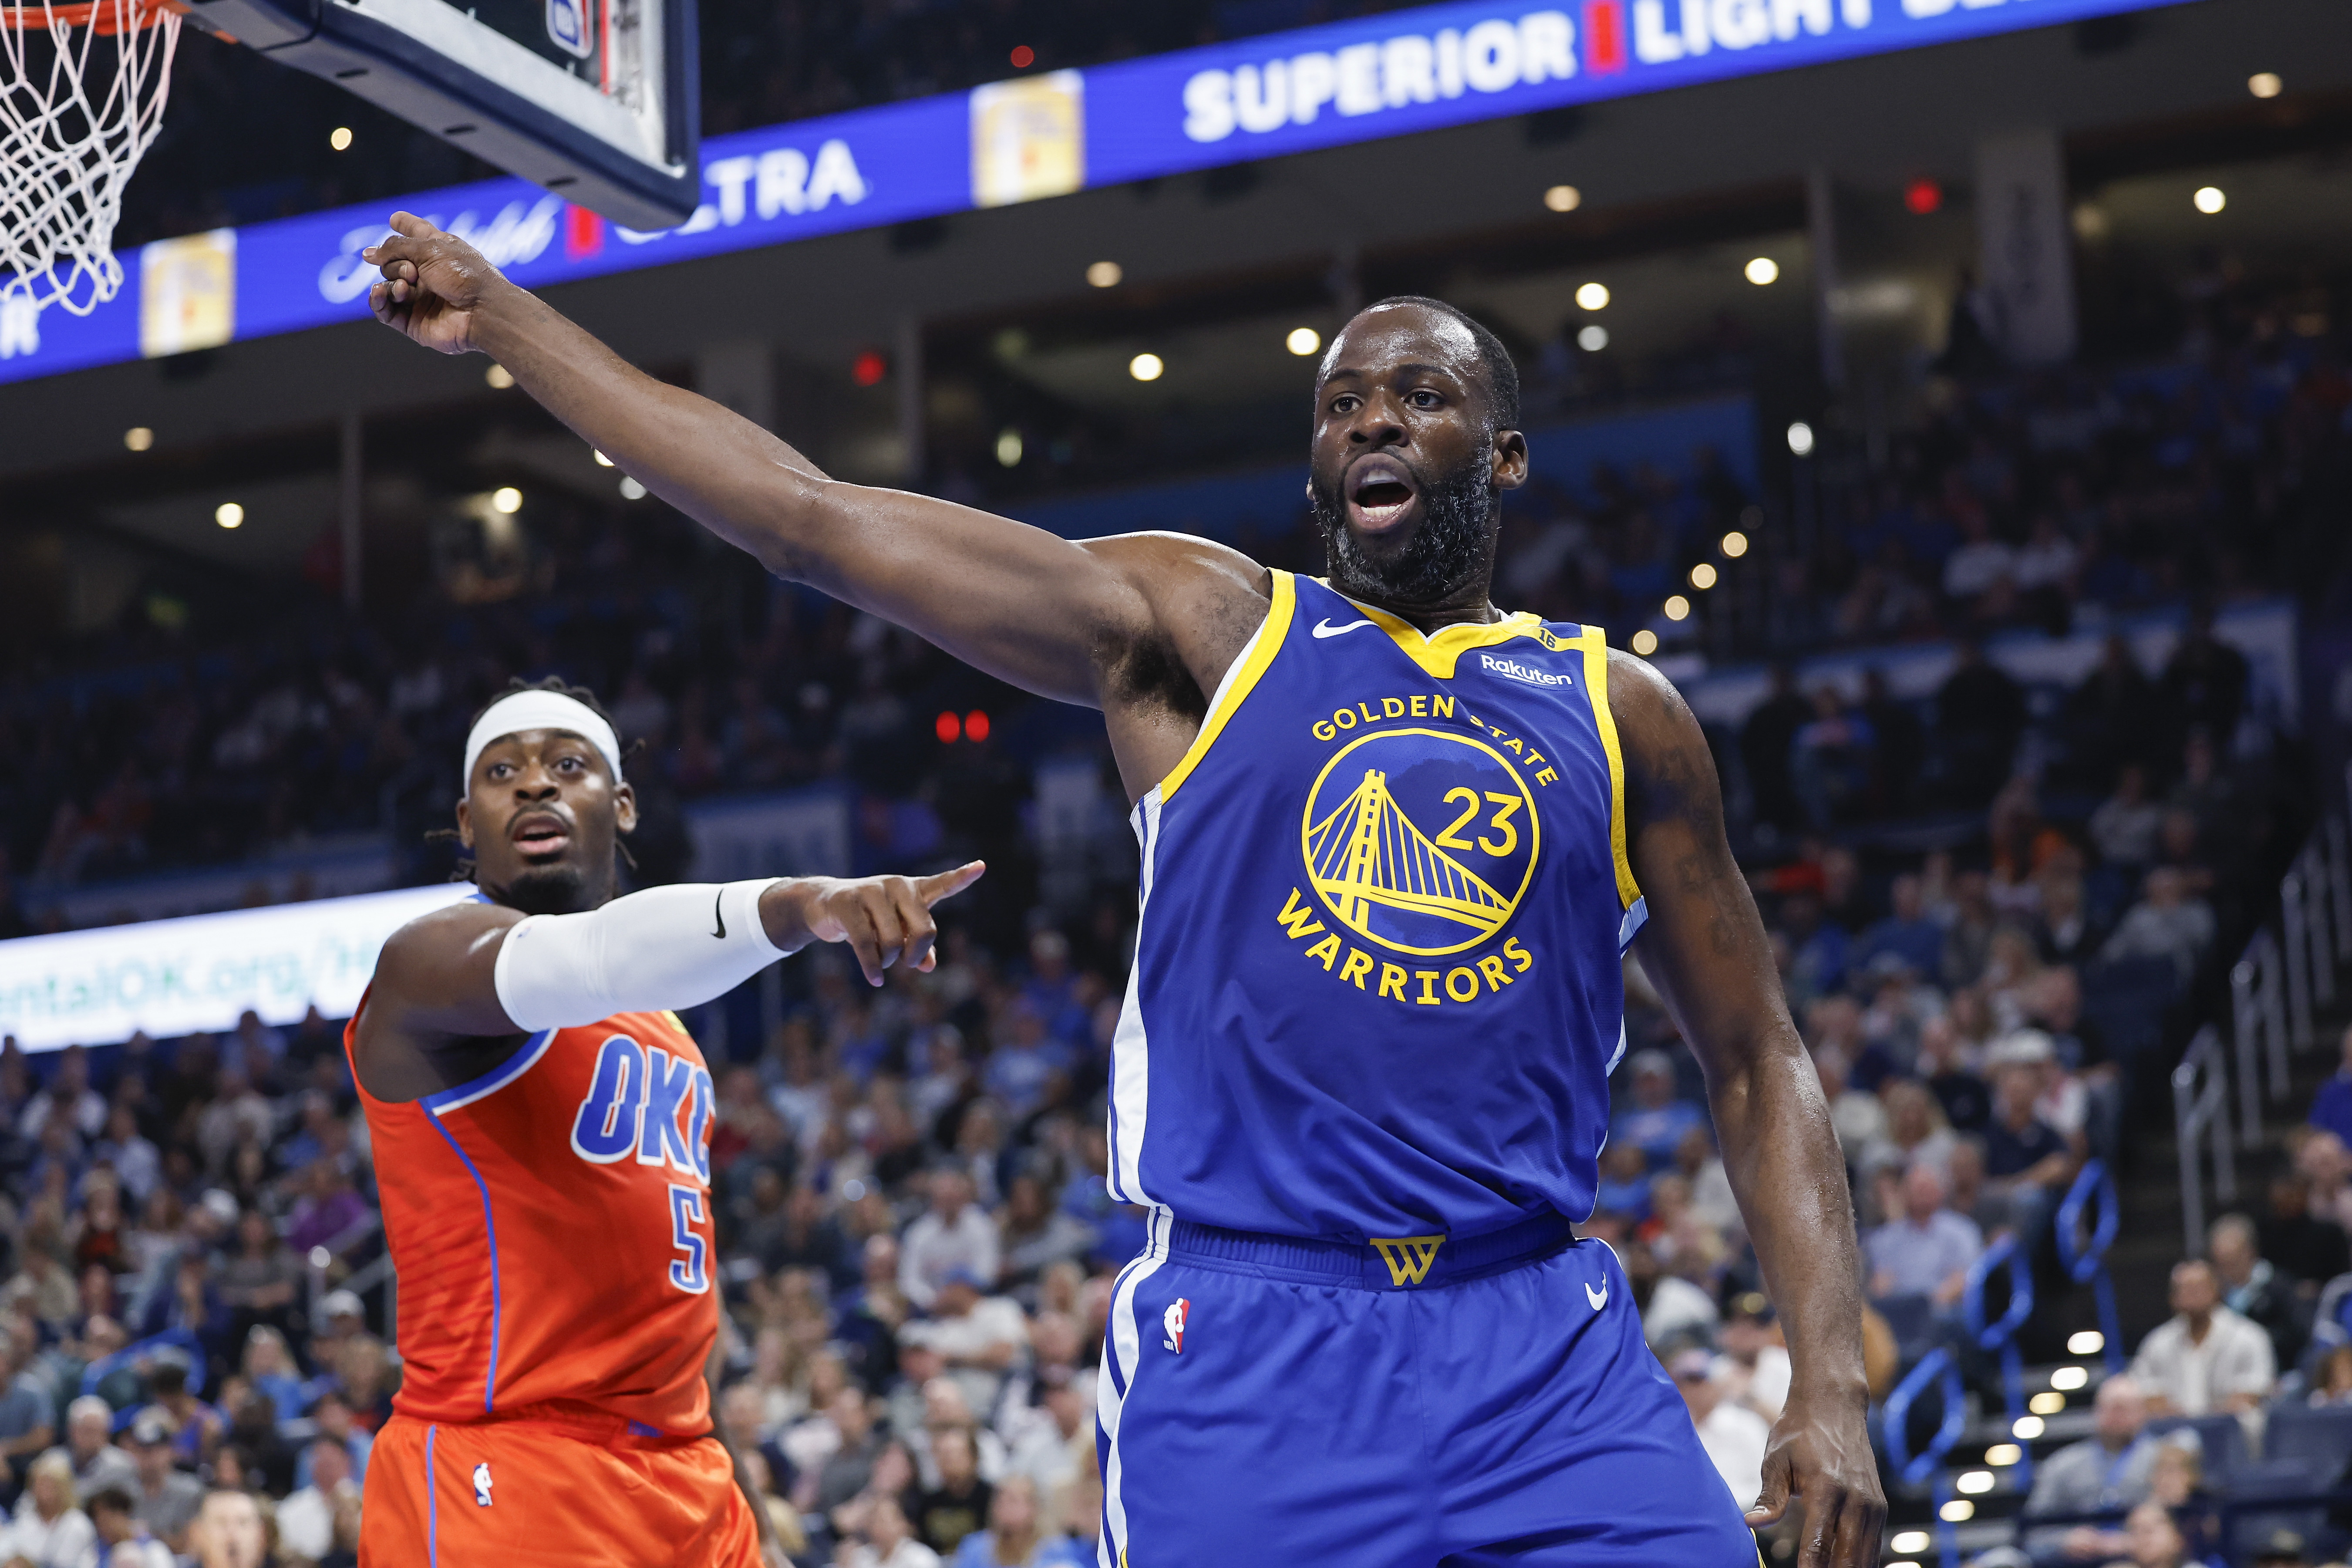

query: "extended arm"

left=355, top=865, right=982, bottom=1101
left=360, top=215, right=1261, bottom=711
left=1612, top=652, right=1884, bottom=1568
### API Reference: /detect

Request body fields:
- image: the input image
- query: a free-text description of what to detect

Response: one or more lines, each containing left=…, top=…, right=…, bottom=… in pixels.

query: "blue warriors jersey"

left=1105, top=571, right=1649, bottom=1241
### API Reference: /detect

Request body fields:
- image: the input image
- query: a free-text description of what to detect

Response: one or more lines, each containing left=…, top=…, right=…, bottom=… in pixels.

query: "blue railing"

left=81, top=1328, right=207, bottom=1431
left=1964, top=1233, right=2037, bottom=1493
left=1882, top=1345, right=1968, bottom=1568
left=2056, top=1159, right=2125, bottom=1375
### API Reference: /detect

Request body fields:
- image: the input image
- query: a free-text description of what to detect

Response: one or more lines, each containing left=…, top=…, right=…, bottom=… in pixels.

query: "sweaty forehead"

left=1323, top=304, right=1480, bottom=381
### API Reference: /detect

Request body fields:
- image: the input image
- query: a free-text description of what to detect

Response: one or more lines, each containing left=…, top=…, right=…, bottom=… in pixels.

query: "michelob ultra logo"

left=1300, top=726, right=1540, bottom=958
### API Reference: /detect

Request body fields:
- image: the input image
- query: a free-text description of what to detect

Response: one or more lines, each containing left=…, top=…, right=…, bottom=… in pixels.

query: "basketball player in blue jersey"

left=363, top=212, right=1884, bottom=1567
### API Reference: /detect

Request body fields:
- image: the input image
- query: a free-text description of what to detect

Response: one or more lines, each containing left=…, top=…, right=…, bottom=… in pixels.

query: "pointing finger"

left=916, top=860, right=986, bottom=906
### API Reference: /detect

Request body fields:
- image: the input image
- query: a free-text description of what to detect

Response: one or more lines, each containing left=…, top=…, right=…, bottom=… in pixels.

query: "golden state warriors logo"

left=1301, top=728, right=1540, bottom=957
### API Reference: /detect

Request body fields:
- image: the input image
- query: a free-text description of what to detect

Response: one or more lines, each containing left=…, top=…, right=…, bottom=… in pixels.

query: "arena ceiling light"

left=2248, top=71, right=2282, bottom=98
left=123, top=426, right=153, bottom=452
left=214, top=502, right=244, bottom=529
left=329, top=126, right=354, bottom=151
left=1720, top=530, right=1749, bottom=557
left=619, top=476, right=648, bottom=499
left=994, top=428, right=1023, bottom=467
left=1574, top=281, right=1608, bottom=310
left=1743, top=256, right=1778, bottom=286
left=1689, top=563, right=1717, bottom=590
left=1786, top=421, right=1815, bottom=456
left=2194, top=185, right=2226, bottom=213
left=592, top=449, right=613, bottom=466
left=1128, top=352, right=1164, bottom=382
left=1085, top=260, right=1122, bottom=288
left=1542, top=185, right=1580, bottom=213
left=1629, top=629, right=1657, bottom=655
left=1286, top=327, right=1320, bottom=356
left=1663, top=595, right=1690, bottom=621
left=485, top=364, right=516, bottom=388
left=492, top=486, right=523, bottom=513
left=1576, top=325, right=1607, bottom=352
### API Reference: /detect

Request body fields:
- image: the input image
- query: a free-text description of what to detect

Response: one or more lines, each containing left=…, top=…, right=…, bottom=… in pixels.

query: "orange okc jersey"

left=346, top=1004, right=720, bottom=1433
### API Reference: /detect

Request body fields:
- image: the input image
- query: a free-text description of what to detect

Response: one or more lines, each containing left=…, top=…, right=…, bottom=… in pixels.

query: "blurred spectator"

left=86, top=1485, right=172, bottom=1568
left=1810, top=1047, right=1886, bottom=1162
left=1740, top=664, right=1812, bottom=837
left=9, top=1451, right=95, bottom=1568
left=184, top=1488, right=267, bottom=1568
left=44, top=1397, right=135, bottom=1501
left=2129, top=1261, right=2275, bottom=1419
left=2110, top=1495, right=2222, bottom=1568
left=2207, top=1214, right=2304, bottom=1370
left=1857, top=876, right=1945, bottom=980
left=1670, top=1349, right=1767, bottom=1511
left=1611, top=1053, right=1707, bottom=1172
left=2258, top=1171, right=2350, bottom=1293
left=275, top=1436, right=352, bottom=1562
left=1714, top=1293, right=1791, bottom=1424
left=910, top=1425, right=992, bottom=1556
left=1624, top=1239, right=1716, bottom=1351
left=899, top=1172, right=1000, bottom=1313
left=1864, top=1163, right=1982, bottom=1308
left=2068, top=638, right=2160, bottom=791
left=1593, top=1143, right=1653, bottom=1222
left=2088, top=765, right=2165, bottom=873
left=1936, top=638, right=2025, bottom=809
left=948, top=1472, right=1080, bottom=1568
left=900, top=1271, right=1027, bottom=1420
left=845, top=1493, right=941, bottom=1568
left=2100, top=868, right=2216, bottom=984
left=2022, top=1374, right=2157, bottom=1565
left=2307, top=1025, right=2352, bottom=1150
left=124, top=1418, right=200, bottom=1551
left=1982, top=1053, right=2075, bottom=1244
left=1917, top=1018, right=1993, bottom=1135
left=0, top=1330, right=55, bottom=1492
left=2159, top=609, right=2249, bottom=754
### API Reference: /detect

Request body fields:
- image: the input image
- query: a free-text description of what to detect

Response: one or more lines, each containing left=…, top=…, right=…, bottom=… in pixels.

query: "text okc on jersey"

left=1480, top=654, right=1571, bottom=688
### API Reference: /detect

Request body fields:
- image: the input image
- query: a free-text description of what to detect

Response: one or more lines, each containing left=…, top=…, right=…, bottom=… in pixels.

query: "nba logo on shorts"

left=544, top=0, right=592, bottom=58
left=1162, top=1299, right=1188, bottom=1353
left=473, top=1462, right=494, bottom=1507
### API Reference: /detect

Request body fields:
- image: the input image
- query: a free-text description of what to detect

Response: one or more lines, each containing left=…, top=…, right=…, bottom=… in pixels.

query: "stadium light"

left=1890, top=1533, right=1932, bottom=1555
left=123, top=426, right=152, bottom=452
left=2029, top=1391, right=2066, bottom=1414
left=1985, top=1444, right=2023, bottom=1467
left=592, top=449, right=613, bottom=467
left=1786, top=422, right=1816, bottom=456
left=1543, top=185, right=1581, bottom=212
left=1721, top=530, right=1749, bottom=557
left=1574, top=281, right=1609, bottom=310
left=329, top=126, right=353, bottom=151
left=995, top=428, right=1023, bottom=467
left=1129, top=353, right=1164, bottom=381
left=1689, top=563, right=1718, bottom=590
left=1576, top=325, right=1608, bottom=352
left=2249, top=72, right=2282, bottom=98
left=2050, top=1366, right=2089, bottom=1391
left=619, top=476, right=648, bottom=500
left=492, top=486, right=522, bottom=514
left=1744, top=257, right=1779, bottom=286
left=214, top=502, right=243, bottom=529
left=2067, top=1330, right=2105, bottom=1355
left=2194, top=185, right=2226, bottom=213
left=1663, top=595, right=1690, bottom=622
left=1630, top=629, right=1658, bottom=655
left=485, top=364, right=515, bottom=389
left=2013, top=1415, right=2046, bottom=1439
left=1086, top=260, right=1123, bottom=288
left=1286, top=327, right=1321, bottom=357
left=1940, top=1500, right=1974, bottom=1523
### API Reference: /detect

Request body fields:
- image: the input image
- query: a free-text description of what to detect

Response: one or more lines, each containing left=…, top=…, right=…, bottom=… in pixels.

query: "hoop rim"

left=0, top=0, right=183, bottom=33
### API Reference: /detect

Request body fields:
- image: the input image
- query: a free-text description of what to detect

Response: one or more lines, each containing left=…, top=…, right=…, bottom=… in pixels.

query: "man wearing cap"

left=345, top=677, right=982, bottom=1568
left=1673, top=1348, right=1771, bottom=1511
left=125, top=1416, right=201, bottom=1554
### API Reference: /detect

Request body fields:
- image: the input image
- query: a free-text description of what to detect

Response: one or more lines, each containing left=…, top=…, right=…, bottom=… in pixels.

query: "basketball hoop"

left=1, top=0, right=183, bottom=316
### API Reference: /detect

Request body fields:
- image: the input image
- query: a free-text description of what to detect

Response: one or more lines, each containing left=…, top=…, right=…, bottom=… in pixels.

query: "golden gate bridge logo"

left=1300, top=728, right=1538, bottom=957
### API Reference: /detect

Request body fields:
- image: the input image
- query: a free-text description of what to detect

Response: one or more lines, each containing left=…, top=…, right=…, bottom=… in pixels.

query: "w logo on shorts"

left=1369, top=1234, right=1445, bottom=1287
left=1163, top=1298, right=1189, bottom=1353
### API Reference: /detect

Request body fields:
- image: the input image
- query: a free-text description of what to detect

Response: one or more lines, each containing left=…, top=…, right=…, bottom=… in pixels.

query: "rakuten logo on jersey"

left=1480, top=654, right=1572, bottom=688
left=568, top=1035, right=714, bottom=1180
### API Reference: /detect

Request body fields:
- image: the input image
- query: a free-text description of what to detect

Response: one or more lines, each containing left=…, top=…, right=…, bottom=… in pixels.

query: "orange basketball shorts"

left=361, top=1411, right=761, bottom=1567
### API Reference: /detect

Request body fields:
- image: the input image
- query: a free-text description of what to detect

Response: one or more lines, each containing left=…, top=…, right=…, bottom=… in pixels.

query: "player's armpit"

left=352, top=899, right=531, bottom=1101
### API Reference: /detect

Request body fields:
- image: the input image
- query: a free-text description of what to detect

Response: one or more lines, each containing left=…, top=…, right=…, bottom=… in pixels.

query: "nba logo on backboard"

left=545, top=0, right=592, bottom=59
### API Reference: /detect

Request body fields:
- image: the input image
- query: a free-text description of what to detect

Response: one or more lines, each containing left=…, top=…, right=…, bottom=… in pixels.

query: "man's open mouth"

left=511, top=813, right=573, bottom=858
left=1347, top=456, right=1419, bottom=531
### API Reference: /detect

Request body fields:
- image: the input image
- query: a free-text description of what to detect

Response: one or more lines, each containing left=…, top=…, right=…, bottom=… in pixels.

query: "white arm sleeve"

left=491, top=879, right=787, bottom=1032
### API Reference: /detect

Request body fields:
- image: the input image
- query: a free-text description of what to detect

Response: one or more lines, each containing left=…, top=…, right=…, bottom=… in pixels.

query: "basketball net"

left=0, top=0, right=182, bottom=317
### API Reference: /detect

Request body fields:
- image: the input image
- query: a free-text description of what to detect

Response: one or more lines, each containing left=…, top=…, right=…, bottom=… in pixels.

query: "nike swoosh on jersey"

left=1312, top=618, right=1375, bottom=639
left=712, top=888, right=727, bottom=939
left=1585, top=1280, right=1609, bottom=1311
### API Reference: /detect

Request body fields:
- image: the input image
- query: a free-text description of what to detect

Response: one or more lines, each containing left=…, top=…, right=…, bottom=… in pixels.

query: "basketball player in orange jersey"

left=344, top=678, right=983, bottom=1567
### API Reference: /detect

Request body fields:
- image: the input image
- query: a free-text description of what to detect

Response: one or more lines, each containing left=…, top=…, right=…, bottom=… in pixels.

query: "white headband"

left=462, top=691, right=626, bottom=787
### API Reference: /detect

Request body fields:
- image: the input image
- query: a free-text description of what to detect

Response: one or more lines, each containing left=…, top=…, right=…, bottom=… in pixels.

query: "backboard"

left=180, top=0, right=698, bottom=229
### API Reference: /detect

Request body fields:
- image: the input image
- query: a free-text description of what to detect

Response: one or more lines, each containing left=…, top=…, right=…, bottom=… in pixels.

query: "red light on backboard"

left=853, top=351, right=888, bottom=387
left=1009, top=44, right=1034, bottom=67
left=1904, top=179, right=1943, bottom=215
left=965, top=711, right=991, bottom=743
left=935, top=712, right=960, bottom=743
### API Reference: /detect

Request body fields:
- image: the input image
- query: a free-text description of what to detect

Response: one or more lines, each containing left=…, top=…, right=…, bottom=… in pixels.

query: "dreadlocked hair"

left=426, top=674, right=643, bottom=883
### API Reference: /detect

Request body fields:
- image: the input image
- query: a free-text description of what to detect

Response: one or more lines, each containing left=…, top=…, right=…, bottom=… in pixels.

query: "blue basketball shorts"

left=1093, top=1209, right=1759, bottom=1567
